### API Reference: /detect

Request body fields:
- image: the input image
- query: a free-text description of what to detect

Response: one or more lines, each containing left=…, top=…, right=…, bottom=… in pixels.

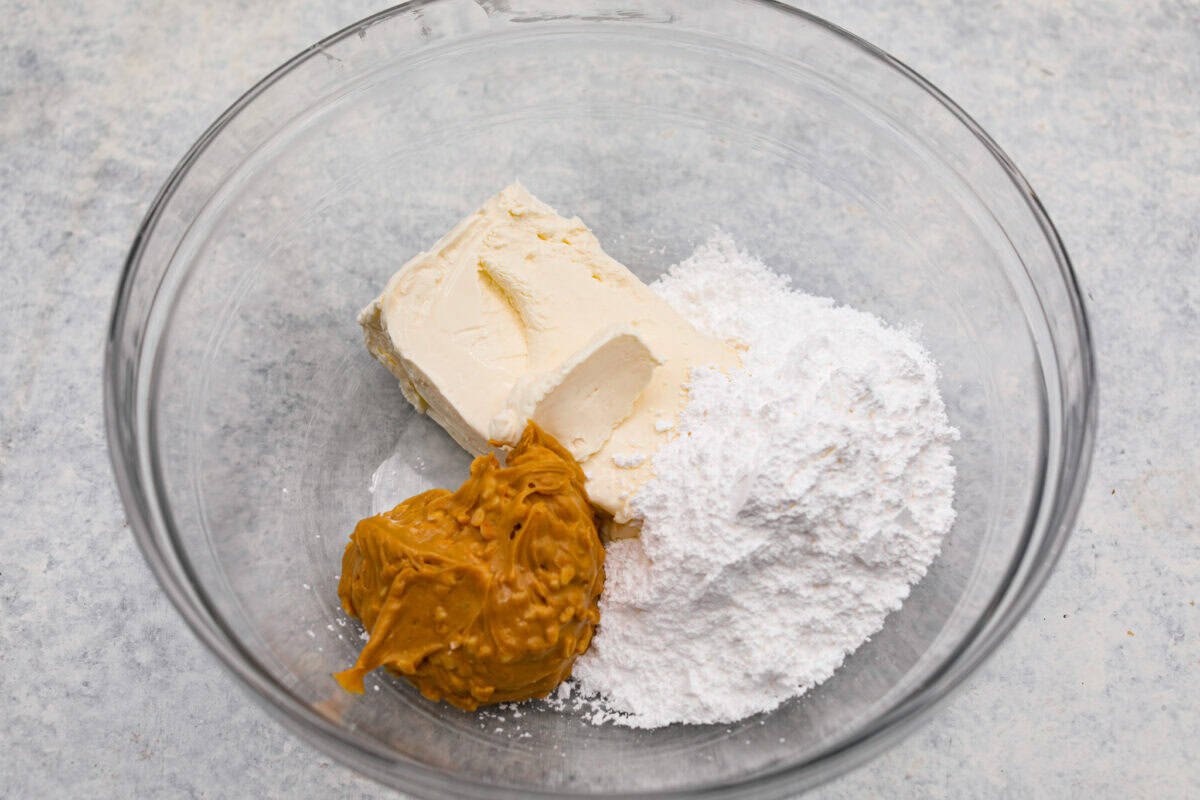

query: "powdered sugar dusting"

left=611, top=453, right=647, bottom=469
left=571, top=235, right=958, bottom=728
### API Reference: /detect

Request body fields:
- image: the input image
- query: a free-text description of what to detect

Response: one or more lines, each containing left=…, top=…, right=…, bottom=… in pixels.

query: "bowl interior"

left=130, top=3, right=1064, bottom=796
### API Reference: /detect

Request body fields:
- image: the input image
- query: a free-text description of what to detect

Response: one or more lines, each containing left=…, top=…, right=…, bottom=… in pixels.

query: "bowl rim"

left=104, top=1, right=1097, bottom=797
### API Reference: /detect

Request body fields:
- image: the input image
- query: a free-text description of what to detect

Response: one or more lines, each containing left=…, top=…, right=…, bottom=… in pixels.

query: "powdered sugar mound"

left=571, top=234, right=958, bottom=728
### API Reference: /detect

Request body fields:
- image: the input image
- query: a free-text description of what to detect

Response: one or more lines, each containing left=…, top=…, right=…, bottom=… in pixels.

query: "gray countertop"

left=2, top=0, right=1197, bottom=796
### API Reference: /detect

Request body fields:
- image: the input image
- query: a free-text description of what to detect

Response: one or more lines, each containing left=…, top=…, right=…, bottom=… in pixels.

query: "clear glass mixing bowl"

left=105, top=1, right=1096, bottom=796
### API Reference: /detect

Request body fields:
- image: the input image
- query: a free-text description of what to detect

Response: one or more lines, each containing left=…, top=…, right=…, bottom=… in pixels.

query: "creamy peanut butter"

left=335, top=423, right=605, bottom=710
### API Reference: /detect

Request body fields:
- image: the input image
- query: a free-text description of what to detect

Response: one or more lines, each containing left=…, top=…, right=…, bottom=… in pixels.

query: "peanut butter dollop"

left=334, top=423, right=605, bottom=710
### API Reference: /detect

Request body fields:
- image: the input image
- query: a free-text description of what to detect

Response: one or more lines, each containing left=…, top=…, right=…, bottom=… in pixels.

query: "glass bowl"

left=104, top=1, right=1096, bottom=797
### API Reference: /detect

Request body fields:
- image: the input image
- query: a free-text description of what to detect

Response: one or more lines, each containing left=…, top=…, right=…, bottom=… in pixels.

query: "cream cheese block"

left=358, top=183, right=739, bottom=520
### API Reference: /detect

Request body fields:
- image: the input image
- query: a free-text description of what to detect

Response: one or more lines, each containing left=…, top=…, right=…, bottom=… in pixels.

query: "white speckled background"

left=2, top=0, right=1197, bottom=797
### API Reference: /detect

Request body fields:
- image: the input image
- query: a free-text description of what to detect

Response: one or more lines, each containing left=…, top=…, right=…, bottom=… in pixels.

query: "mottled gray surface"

left=1, top=0, right=1196, bottom=797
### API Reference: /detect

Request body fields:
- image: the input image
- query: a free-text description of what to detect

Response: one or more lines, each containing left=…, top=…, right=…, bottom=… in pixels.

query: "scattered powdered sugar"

left=570, top=235, right=958, bottom=728
left=611, top=453, right=647, bottom=469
